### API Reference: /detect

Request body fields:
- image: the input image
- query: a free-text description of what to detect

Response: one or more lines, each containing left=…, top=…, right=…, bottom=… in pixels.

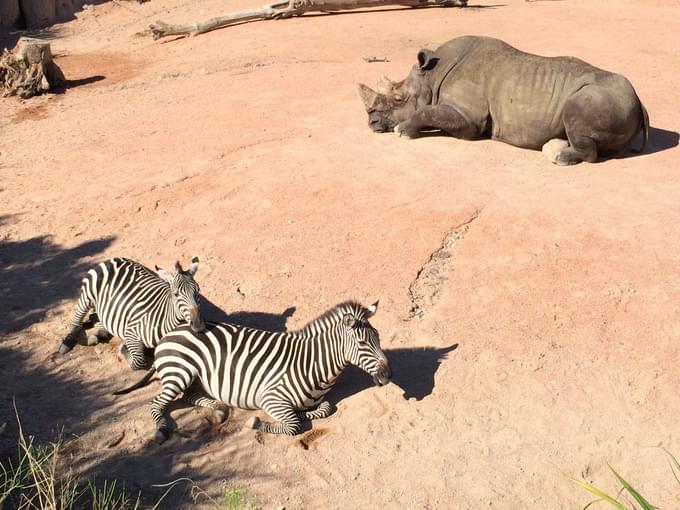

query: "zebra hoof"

left=213, top=405, right=229, bottom=424
left=245, top=416, right=261, bottom=430
left=57, top=343, right=72, bottom=355
left=86, top=335, right=100, bottom=347
left=155, top=428, right=170, bottom=445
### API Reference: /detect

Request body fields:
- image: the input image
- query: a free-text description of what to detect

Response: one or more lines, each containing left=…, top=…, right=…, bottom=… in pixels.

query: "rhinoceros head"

left=358, top=49, right=438, bottom=133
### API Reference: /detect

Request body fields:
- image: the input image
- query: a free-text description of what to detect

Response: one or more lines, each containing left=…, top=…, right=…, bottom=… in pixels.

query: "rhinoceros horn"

left=377, top=75, right=394, bottom=94
left=357, top=84, right=379, bottom=110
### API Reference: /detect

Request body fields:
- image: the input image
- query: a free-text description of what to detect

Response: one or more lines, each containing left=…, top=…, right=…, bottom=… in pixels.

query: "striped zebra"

left=114, top=300, right=391, bottom=444
left=58, top=257, right=205, bottom=370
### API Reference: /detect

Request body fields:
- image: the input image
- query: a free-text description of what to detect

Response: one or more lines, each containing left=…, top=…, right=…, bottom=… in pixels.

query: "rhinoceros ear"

left=357, top=84, right=379, bottom=110
left=417, top=49, right=438, bottom=71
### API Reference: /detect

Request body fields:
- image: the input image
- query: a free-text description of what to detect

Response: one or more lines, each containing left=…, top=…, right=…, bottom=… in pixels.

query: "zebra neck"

left=295, top=326, right=348, bottom=387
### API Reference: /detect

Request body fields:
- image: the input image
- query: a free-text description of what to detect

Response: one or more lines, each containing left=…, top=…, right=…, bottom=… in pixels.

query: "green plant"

left=572, top=449, right=680, bottom=510
left=185, top=481, right=260, bottom=510
left=220, top=487, right=259, bottom=510
left=0, top=405, right=174, bottom=510
left=0, top=410, right=79, bottom=510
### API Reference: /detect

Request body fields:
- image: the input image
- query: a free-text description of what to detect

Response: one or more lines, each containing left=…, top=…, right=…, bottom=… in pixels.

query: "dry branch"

left=149, top=0, right=467, bottom=40
left=0, top=38, right=65, bottom=98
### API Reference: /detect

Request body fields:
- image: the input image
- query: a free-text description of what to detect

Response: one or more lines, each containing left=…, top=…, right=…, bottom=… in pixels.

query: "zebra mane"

left=296, top=301, right=369, bottom=334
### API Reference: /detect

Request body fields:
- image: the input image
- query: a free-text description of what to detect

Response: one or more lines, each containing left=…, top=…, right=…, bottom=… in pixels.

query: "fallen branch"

left=149, top=0, right=467, bottom=40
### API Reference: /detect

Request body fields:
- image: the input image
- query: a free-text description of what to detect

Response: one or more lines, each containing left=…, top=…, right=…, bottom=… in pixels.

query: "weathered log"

left=0, top=38, right=66, bottom=99
left=149, top=0, right=467, bottom=40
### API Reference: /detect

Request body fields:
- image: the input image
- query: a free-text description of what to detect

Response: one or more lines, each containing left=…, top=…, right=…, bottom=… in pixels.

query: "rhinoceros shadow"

left=638, top=127, right=679, bottom=156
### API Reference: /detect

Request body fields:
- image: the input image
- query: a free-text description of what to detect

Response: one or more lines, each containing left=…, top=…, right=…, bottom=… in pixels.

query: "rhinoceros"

left=358, top=36, right=649, bottom=165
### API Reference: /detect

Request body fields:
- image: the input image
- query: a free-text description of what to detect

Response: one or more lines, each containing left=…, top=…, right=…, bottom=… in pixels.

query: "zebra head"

left=156, top=256, right=205, bottom=333
left=341, top=301, right=391, bottom=386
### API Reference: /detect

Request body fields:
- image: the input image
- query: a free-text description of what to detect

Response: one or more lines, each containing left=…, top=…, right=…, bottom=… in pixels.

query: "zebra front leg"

left=120, top=339, right=154, bottom=370
left=297, top=401, right=334, bottom=421
left=245, top=401, right=302, bottom=436
left=183, top=384, right=229, bottom=424
left=150, top=381, right=188, bottom=444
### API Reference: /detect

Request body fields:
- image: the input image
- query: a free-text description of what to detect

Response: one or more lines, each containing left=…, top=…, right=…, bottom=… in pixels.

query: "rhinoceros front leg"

left=394, top=104, right=482, bottom=140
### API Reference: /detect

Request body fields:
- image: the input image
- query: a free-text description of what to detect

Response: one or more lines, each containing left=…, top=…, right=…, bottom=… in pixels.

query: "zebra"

left=58, top=257, right=206, bottom=370
left=113, top=300, right=391, bottom=444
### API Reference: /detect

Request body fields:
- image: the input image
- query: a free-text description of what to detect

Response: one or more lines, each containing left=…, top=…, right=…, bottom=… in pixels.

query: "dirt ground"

left=1, top=0, right=680, bottom=508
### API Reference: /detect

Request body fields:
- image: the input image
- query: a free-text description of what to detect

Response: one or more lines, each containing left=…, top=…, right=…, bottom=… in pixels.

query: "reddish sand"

left=1, top=0, right=679, bottom=508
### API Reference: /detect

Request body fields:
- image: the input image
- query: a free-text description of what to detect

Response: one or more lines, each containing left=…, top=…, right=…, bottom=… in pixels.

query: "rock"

left=103, top=430, right=125, bottom=448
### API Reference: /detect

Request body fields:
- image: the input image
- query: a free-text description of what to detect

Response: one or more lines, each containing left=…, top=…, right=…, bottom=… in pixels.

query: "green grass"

left=0, top=406, right=175, bottom=510
left=186, top=482, right=260, bottom=510
left=572, top=449, right=680, bottom=509
left=219, top=487, right=259, bottom=510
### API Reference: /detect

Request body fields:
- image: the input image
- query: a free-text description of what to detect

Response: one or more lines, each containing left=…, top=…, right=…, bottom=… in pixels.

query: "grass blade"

left=608, top=465, right=654, bottom=510
left=570, top=477, right=628, bottom=510
left=663, top=448, right=680, bottom=489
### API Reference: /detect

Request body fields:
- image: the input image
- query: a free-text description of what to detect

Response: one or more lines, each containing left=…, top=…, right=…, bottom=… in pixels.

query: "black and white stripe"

left=59, top=257, right=205, bottom=370
left=114, top=300, right=391, bottom=443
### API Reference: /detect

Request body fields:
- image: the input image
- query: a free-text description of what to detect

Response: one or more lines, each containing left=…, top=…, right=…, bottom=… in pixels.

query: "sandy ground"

left=1, top=0, right=680, bottom=508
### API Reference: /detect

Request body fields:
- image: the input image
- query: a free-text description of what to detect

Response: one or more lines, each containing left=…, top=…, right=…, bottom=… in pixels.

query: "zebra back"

left=84, top=257, right=201, bottom=347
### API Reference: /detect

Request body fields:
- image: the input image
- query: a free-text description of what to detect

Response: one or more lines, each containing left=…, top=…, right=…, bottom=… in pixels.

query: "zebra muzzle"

left=189, top=307, right=206, bottom=332
left=373, top=363, right=392, bottom=386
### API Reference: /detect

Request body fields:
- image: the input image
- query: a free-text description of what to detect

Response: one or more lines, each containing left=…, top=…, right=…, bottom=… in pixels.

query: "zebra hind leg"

left=297, top=401, right=334, bottom=421
left=183, top=384, right=229, bottom=424
left=59, top=280, right=97, bottom=354
left=87, top=314, right=113, bottom=345
left=59, top=324, right=86, bottom=354
left=245, top=402, right=302, bottom=436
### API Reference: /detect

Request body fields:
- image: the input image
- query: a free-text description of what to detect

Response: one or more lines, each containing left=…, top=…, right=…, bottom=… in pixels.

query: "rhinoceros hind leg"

left=554, top=136, right=598, bottom=165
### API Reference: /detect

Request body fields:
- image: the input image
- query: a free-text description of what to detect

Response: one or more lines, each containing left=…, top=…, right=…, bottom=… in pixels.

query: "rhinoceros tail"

left=633, top=103, right=649, bottom=154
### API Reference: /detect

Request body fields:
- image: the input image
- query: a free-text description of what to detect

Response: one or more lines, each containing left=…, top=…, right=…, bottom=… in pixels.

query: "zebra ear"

left=175, top=260, right=184, bottom=273
left=342, top=314, right=357, bottom=328
left=366, top=300, right=379, bottom=318
left=156, top=266, right=174, bottom=283
left=188, top=256, right=199, bottom=276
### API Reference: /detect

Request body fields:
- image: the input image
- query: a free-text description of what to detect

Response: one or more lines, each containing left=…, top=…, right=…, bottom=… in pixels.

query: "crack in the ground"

left=407, top=209, right=482, bottom=320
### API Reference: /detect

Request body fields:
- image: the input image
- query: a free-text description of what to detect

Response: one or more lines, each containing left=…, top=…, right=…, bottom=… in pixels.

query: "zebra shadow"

left=199, top=297, right=296, bottom=332
left=0, top=215, right=115, bottom=335
left=328, top=344, right=459, bottom=406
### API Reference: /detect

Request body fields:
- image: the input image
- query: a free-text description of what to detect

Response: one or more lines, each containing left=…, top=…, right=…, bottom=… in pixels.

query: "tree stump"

left=0, top=38, right=66, bottom=99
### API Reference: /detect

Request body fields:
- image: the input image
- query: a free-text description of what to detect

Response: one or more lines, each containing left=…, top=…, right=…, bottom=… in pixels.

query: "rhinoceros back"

left=433, top=36, right=638, bottom=149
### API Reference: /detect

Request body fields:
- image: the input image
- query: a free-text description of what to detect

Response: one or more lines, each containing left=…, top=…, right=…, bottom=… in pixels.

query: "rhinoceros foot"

left=542, top=139, right=570, bottom=165
left=394, top=122, right=418, bottom=139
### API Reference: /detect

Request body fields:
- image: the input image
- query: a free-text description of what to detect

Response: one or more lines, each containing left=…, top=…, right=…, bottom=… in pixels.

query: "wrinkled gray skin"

left=358, top=36, right=649, bottom=165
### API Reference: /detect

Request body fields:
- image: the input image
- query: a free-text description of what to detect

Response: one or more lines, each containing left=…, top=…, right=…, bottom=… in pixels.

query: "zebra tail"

left=112, top=366, right=156, bottom=395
